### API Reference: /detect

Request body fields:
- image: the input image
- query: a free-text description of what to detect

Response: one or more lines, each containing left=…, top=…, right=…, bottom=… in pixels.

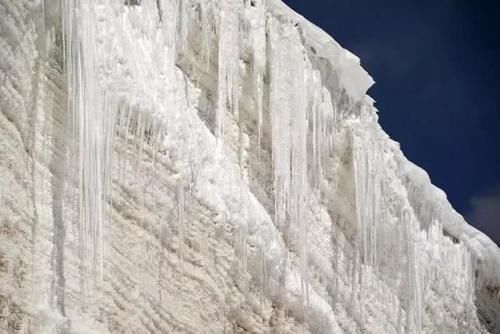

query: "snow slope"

left=0, top=0, right=499, bottom=333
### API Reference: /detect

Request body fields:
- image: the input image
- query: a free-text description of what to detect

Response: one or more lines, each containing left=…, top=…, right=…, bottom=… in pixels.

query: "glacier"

left=0, top=0, right=499, bottom=333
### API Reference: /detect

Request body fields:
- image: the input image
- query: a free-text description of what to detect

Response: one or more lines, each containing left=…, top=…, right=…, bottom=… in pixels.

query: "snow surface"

left=0, top=0, right=499, bottom=333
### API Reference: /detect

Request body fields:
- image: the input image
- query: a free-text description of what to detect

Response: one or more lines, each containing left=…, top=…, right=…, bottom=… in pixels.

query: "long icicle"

left=63, top=0, right=113, bottom=287
left=216, top=0, right=241, bottom=152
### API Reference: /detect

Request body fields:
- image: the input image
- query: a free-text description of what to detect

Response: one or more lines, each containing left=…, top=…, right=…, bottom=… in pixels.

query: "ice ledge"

left=266, top=0, right=375, bottom=101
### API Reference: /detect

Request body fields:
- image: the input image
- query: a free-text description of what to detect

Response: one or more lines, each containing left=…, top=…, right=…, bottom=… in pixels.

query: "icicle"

left=401, top=207, right=423, bottom=334
left=200, top=0, right=213, bottom=71
left=216, top=0, right=241, bottom=151
left=248, top=0, right=266, bottom=160
left=259, top=244, right=268, bottom=313
left=63, top=0, right=113, bottom=285
left=269, top=20, right=288, bottom=232
left=164, top=0, right=179, bottom=77
left=352, top=126, right=382, bottom=269
left=352, top=127, right=381, bottom=326
left=351, top=131, right=363, bottom=259
left=177, top=176, right=185, bottom=278
left=268, top=17, right=311, bottom=312
left=463, top=247, right=476, bottom=331
left=177, top=0, right=190, bottom=56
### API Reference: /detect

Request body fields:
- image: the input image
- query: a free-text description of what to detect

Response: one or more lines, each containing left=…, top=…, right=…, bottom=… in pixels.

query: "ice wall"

left=0, top=0, right=499, bottom=333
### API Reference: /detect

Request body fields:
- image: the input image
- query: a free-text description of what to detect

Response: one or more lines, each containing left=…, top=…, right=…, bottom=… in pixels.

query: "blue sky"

left=282, top=0, right=500, bottom=245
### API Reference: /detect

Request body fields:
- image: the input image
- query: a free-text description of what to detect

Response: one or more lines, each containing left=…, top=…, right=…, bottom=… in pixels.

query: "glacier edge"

left=0, top=0, right=498, bottom=333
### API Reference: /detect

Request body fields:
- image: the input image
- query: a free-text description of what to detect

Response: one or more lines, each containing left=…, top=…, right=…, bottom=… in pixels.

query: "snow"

left=0, top=0, right=499, bottom=333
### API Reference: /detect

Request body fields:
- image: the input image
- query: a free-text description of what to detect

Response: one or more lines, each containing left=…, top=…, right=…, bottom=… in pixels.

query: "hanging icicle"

left=268, top=16, right=311, bottom=312
left=216, top=0, right=241, bottom=151
left=177, top=175, right=186, bottom=277
left=247, top=0, right=266, bottom=160
left=401, top=207, right=423, bottom=334
left=63, top=0, right=112, bottom=284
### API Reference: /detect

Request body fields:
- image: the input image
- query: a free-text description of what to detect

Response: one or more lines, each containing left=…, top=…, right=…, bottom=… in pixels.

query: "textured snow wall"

left=1, top=0, right=499, bottom=333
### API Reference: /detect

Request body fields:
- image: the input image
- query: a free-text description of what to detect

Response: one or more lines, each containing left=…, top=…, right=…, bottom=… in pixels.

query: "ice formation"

left=0, top=0, right=499, bottom=333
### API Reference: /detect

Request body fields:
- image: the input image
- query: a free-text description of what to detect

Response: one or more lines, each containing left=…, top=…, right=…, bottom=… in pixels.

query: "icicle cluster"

left=63, top=0, right=110, bottom=283
left=351, top=126, right=382, bottom=268
left=216, top=0, right=242, bottom=149
left=7, top=0, right=494, bottom=332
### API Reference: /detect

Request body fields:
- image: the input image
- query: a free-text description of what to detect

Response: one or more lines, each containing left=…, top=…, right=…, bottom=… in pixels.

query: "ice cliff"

left=0, top=0, right=499, bottom=333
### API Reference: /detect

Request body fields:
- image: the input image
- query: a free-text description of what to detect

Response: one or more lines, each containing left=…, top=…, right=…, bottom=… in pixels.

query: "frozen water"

left=0, top=0, right=498, bottom=333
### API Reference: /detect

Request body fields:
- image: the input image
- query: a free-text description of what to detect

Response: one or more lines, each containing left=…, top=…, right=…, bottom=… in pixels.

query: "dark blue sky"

left=282, top=0, right=500, bottom=245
